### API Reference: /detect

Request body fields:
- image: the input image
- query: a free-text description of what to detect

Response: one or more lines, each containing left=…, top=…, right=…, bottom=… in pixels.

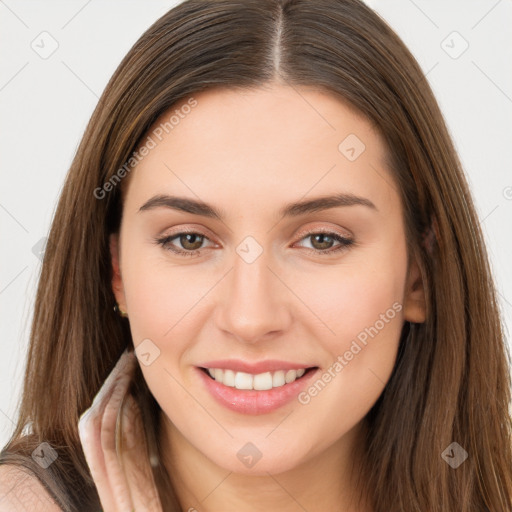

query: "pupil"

left=313, top=234, right=332, bottom=250
left=181, top=233, right=202, bottom=250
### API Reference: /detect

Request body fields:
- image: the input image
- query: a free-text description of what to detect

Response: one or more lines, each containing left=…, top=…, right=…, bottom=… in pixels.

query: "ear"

left=109, top=233, right=127, bottom=311
left=403, top=255, right=427, bottom=323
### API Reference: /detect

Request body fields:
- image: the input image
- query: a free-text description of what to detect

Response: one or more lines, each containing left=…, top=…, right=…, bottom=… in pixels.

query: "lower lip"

left=196, top=367, right=319, bottom=415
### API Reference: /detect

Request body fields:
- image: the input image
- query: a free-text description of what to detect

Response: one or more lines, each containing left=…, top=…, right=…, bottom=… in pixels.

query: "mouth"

left=196, top=364, right=320, bottom=415
left=199, top=366, right=318, bottom=390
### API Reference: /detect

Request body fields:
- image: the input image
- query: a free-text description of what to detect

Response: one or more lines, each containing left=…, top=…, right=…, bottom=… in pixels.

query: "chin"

left=202, top=436, right=313, bottom=477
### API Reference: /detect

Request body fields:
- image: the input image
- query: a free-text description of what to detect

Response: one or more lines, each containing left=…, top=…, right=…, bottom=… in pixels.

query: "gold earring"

left=113, top=303, right=128, bottom=318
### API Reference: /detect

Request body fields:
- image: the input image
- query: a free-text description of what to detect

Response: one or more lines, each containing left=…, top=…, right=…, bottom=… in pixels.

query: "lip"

left=198, top=359, right=314, bottom=374
left=195, top=364, right=319, bottom=415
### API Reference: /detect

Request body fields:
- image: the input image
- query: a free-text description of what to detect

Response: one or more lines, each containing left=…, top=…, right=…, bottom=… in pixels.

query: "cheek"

left=294, top=243, right=407, bottom=401
left=294, top=255, right=406, bottom=356
left=297, top=248, right=407, bottom=426
left=121, top=256, right=212, bottom=421
left=122, top=253, right=210, bottom=348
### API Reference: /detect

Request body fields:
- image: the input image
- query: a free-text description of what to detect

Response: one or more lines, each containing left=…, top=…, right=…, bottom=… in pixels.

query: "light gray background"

left=1, top=0, right=511, bottom=448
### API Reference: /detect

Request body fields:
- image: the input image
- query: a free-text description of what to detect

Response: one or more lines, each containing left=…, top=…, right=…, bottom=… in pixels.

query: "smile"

left=196, top=363, right=319, bottom=415
left=203, top=367, right=310, bottom=390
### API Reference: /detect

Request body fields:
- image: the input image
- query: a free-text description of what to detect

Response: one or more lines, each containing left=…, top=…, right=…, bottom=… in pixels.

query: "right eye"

left=154, top=231, right=214, bottom=257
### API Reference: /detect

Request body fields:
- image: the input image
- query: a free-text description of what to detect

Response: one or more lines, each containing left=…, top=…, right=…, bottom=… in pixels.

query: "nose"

left=215, top=249, right=292, bottom=344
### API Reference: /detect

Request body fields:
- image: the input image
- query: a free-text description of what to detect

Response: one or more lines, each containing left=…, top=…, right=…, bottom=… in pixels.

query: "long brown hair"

left=1, top=0, right=511, bottom=510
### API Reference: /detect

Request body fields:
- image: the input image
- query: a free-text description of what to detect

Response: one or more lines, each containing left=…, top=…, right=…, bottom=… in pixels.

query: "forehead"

left=167, top=84, right=378, bottom=148
left=122, top=84, right=396, bottom=217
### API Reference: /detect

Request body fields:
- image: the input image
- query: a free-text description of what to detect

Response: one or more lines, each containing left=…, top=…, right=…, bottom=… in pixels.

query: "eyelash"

left=153, top=229, right=354, bottom=257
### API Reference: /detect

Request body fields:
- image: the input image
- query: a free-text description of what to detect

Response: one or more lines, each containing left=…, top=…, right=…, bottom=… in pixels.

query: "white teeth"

left=206, top=367, right=309, bottom=390
left=253, top=372, right=273, bottom=390
left=285, top=370, right=297, bottom=383
left=272, top=370, right=285, bottom=387
left=234, top=371, right=253, bottom=390
left=223, top=369, right=235, bottom=387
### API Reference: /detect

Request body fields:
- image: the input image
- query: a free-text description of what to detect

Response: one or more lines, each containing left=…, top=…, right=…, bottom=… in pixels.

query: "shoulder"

left=0, top=464, right=62, bottom=511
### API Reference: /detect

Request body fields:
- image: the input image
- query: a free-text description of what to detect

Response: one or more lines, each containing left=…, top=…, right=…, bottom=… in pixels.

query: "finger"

left=119, top=394, right=162, bottom=511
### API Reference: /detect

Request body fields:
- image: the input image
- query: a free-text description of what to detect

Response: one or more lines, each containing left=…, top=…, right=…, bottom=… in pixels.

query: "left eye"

left=154, top=230, right=354, bottom=257
left=294, top=231, right=354, bottom=254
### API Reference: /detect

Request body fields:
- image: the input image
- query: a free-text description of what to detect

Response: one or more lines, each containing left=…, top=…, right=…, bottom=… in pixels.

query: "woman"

left=1, top=0, right=511, bottom=510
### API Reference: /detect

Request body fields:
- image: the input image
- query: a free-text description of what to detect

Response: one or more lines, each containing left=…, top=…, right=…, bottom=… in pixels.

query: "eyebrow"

left=138, top=193, right=377, bottom=220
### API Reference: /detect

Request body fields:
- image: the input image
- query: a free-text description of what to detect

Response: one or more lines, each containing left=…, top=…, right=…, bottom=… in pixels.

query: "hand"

left=78, top=349, right=163, bottom=511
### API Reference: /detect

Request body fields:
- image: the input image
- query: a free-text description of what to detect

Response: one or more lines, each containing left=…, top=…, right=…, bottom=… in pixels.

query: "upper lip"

left=198, top=359, right=317, bottom=374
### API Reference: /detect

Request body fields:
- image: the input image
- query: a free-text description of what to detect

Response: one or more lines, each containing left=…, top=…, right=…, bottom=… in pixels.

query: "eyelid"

left=293, top=224, right=353, bottom=240
left=158, top=225, right=216, bottom=242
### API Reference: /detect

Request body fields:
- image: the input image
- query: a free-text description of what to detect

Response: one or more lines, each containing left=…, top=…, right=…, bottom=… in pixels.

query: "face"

left=110, top=84, right=426, bottom=476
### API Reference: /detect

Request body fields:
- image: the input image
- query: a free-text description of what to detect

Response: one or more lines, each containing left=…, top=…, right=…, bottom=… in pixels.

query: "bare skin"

left=108, top=84, right=426, bottom=512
